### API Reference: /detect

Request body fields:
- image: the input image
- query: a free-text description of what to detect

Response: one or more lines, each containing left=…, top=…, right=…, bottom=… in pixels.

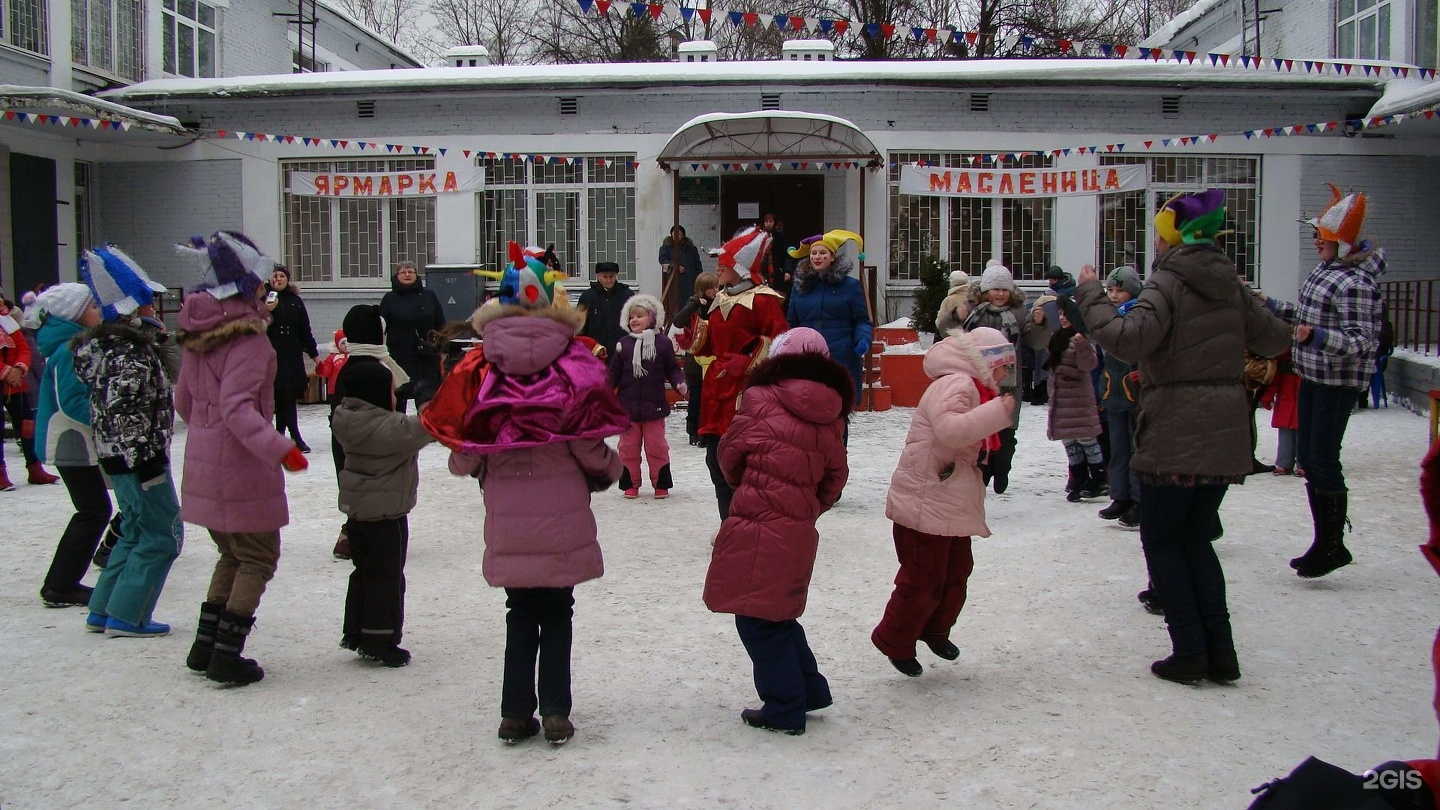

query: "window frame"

left=1336, top=0, right=1393, bottom=59
left=162, top=0, right=218, bottom=78
left=280, top=157, right=439, bottom=286
left=887, top=151, right=1056, bottom=283
left=475, top=156, right=639, bottom=283
left=3, top=0, right=49, bottom=55
left=71, top=0, right=144, bottom=82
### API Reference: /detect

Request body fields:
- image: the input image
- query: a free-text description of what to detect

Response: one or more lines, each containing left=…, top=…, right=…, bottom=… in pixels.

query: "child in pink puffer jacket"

left=872, top=326, right=1017, bottom=678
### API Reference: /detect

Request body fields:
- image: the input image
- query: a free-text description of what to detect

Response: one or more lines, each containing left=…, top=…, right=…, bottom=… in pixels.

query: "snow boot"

left=0, top=460, right=13, bottom=491
left=1137, top=585, right=1163, bottom=615
left=185, top=601, right=224, bottom=672
left=740, top=708, right=804, bottom=736
left=1079, top=463, right=1109, bottom=499
left=1151, top=652, right=1208, bottom=685
left=924, top=638, right=960, bottom=660
left=498, top=716, right=540, bottom=744
left=207, top=610, right=264, bottom=685
left=1118, top=502, right=1141, bottom=528
left=1065, top=465, right=1085, bottom=501
left=1208, top=648, right=1241, bottom=683
left=1098, top=499, right=1134, bottom=520
left=654, top=464, right=673, bottom=491
left=358, top=644, right=411, bottom=667
left=332, top=525, right=351, bottom=561
left=887, top=657, right=923, bottom=677
left=1296, top=490, right=1353, bottom=579
left=542, top=714, right=576, bottom=745
left=93, top=512, right=124, bottom=568
left=41, top=584, right=93, bottom=608
left=1289, top=483, right=1323, bottom=570
left=26, top=462, right=59, bottom=485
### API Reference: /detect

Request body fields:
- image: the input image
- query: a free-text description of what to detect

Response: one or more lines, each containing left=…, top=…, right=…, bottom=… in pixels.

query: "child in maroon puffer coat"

left=703, top=327, right=851, bottom=736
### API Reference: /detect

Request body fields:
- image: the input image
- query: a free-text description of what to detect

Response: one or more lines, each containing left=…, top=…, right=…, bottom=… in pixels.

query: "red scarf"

left=972, top=376, right=1002, bottom=452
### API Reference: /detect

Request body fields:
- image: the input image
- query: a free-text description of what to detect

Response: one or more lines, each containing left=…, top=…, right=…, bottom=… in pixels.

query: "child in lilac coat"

left=607, top=294, right=686, bottom=499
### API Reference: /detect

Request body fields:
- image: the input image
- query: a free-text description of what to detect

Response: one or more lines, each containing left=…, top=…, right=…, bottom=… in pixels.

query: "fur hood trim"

left=617, top=293, right=666, bottom=333
left=929, top=326, right=991, bottom=381
left=470, top=301, right=585, bottom=336
left=746, top=351, right=855, bottom=419
left=70, top=319, right=157, bottom=351
left=794, top=254, right=857, bottom=293
left=176, top=316, right=267, bottom=352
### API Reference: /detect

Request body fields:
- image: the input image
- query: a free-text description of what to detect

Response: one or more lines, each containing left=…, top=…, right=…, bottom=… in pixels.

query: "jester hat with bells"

left=478, top=242, right=568, bottom=308
left=1307, top=183, right=1368, bottom=258
left=716, top=226, right=772, bottom=285
left=788, top=229, right=865, bottom=262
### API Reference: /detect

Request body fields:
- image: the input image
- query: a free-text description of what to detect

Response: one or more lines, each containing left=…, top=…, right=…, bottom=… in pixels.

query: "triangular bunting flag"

left=578, top=0, right=594, bottom=12
left=1115, top=44, right=1128, bottom=58
left=790, top=16, right=806, bottom=31
left=833, top=20, right=848, bottom=35
left=679, top=6, right=693, bottom=20
left=965, top=31, right=979, bottom=46
left=648, top=3, right=663, bottom=19
left=697, top=7, right=711, bottom=22
left=1143, top=140, right=1153, bottom=149
left=911, top=27, right=925, bottom=42
left=463, top=150, right=472, bottom=158
left=773, top=14, right=787, bottom=29
left=881, top=24, right=895, bottom=38
left=1058, top=39, right=1071, bottom=53
left=742, top=12, right=758, bottom=26
left=818, top=18, right=833, bottom=33
left=1100, top=43, right=1113, bottom=57
left=628, top=3, right=645, bottom=18
left=865, top=23, right=881, bottom=38
left=596, top=0, right=611, bottom=12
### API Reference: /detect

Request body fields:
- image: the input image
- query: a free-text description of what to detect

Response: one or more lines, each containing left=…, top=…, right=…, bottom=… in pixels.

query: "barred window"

left=162, top=0, right=217, bottom=78
left=74, top=161, right=95, bottom=254
left=888, top=152, right=1054, bottom=282
left=1098, top=156, right=1260, bottom=282
left=4, top=0, right=48, bottom=54
left=476, top=156, right=637, bottom=282
left=72, top=0, right=143, bottom=82
left=281, top=158, right=437, bottom=284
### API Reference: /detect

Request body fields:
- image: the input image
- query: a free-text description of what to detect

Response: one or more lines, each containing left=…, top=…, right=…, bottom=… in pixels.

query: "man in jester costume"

left=699, top=226, right=790, bottom=519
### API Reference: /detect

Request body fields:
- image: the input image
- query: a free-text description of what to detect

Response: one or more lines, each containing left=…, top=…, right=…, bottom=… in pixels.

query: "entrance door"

left=9, top=153, right=58, bottom=297
left=720, top=175, right=824, bottom=258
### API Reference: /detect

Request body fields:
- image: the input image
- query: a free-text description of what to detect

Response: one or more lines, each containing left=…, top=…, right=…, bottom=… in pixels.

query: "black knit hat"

left=341, top=361, right=394, bottom=411
left=1045, top=265, right=1067, bottom=280
left=342, top=304, right=384, bottom=346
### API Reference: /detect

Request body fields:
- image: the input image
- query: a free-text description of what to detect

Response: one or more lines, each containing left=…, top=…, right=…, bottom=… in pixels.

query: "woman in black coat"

left=378, top=261, right=444, bottom=413
left=265, top=265, right=320, bottom=451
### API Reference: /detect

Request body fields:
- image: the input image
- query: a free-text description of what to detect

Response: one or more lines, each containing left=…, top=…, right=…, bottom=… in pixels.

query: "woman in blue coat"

left=786, top=230, right=872, bottom=403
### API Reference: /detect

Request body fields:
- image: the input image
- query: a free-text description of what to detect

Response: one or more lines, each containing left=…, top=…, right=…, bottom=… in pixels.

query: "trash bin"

left=424, top=265, right=488, bottom=324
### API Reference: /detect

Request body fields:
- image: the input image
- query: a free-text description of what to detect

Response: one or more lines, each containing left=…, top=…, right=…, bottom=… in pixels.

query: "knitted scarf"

left=345, top=342, right=410, bottom=389
left=972, top=376, right=1002, bottom=452
left=629, top=328, right=657, bottom=378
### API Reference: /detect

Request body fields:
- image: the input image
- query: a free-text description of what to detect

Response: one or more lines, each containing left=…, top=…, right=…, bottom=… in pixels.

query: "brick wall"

left=1299, top=154, right=1440, bottom=284
left=94, top=159, right=244, bottom=293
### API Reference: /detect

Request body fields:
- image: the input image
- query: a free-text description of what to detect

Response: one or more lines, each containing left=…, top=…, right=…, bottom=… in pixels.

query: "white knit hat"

left=35, top=283, right=94, bottom=323
left=948, top=269, right=970, bottom=288
left=979, top=262, right=1014, bottom=293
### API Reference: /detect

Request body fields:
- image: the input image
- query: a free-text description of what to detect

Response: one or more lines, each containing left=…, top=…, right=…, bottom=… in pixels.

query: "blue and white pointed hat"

left=176, top=230, right=273, bottom=301
left=79, top=245, right=167, bottom=321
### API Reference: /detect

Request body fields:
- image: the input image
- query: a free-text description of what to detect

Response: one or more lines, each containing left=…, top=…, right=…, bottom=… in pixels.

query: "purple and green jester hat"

left=1154, top=188, right=1228, bottom=246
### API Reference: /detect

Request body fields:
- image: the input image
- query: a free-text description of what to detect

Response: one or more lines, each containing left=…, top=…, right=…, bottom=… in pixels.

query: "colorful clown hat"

left=80, top=245, right=167, bottom=321
left=478, top=242, right=567, bottom=308
left=788, top=229, right=865, bottom=261
left=176, top=230, right=274, bottom=301
left=1307, top=184, right=1367, bottom=257
left=1154, top=189, right=1227, bottom=246
left=716, top=226, right=772, bottom=284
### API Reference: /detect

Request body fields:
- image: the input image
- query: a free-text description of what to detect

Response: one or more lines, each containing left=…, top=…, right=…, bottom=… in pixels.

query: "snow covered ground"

left=1, top=400, right=1434, bottom=808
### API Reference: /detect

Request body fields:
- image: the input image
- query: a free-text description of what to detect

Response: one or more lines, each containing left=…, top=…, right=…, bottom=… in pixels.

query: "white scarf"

left=629, top=329, right=657, bottom=378
left=345, top=343, right=411, bottom=389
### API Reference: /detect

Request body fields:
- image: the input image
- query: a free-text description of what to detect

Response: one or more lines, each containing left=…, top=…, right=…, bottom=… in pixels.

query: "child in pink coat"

left=703, top=327, right=850, bottom=735
left=872, top=326, right=1016, bottom=677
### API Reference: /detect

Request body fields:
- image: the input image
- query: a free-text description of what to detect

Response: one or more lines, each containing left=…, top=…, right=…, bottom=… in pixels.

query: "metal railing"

left=1380, top=278, right=1439, bottom=356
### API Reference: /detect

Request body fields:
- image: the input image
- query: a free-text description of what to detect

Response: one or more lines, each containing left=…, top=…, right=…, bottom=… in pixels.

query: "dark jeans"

left=273, top=392, right=303, bottom=444
left=735, top=615, right=831, bottom=731
left=683, top=355, right=704, bottom=439
left=46, top=465, right=112, bottom=591
left=3, top=391, right=39, bottom=465
left=1105, top=409, right=1140, bottom=503
left=343, top=516, right=408, bottom=648
left=1296, top=380, right=1362, bottom=493
left=1139, top=483, right=1232, bottom=657
left=502, top=587, right=575, bottom=719
left=702, top=434, right=733, bottom=520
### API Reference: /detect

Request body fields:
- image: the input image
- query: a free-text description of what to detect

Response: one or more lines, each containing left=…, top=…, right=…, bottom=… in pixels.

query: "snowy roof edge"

left=1139, top=0, right=1228, bottom=49
left=0, top=84, right=187, bottom=131
left=314, top=0, right=425, bottom=68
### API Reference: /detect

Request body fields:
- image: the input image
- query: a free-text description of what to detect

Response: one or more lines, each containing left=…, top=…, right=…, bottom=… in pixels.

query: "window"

left=1336, top=0, right=1392, bottom=60
left=1417, top=0, right=1438, bottom=68
left=293, top=49, right=330, bottom=73
left=3, top=0, right=48, bottom=54
left=163, top=0, right=217, bottom=78
left=888, top=152, right=1054, bottom=282
left=75, top=161, right=95, bottom=254
left=72, top=0, right=143, bottom=81
left=476, top=156, right=638, bottom=283
left=281, top=158, right=437, bottom=284
left=1097, top=156, right=1261, bottom=282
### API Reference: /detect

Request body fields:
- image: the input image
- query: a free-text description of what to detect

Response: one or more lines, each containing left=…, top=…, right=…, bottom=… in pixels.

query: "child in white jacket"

left=871, top=326, right=1016, bottom=677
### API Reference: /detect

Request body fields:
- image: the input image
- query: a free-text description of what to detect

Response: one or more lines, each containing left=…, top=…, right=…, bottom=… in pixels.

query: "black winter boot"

left=207, top=610, right=264, bottom=685
left=1207, top=648, right=1241, bottom=683
left=1079, top=463, right=1109, bottom=499
left=185, top=601, right=225, bottom=672
left=1098, top=499, right=1133, bottom=520
left=1151, top=652, right=1208, bottom=684
left=93, top=512, right=124, bottom=568
left=1296, top=490, right=1353, bottom=579
left=1065, top=465, right=1085, bottom=501
left=1290, top=483, right=1322, bottom=570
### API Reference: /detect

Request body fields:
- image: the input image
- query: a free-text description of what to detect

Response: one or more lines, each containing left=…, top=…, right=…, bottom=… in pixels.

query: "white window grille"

left=1337, top=0, right=1392, bottom=59
left=72, top=0, right=144, bottom=82
left=281, top=158, right=437, bottom=284
left=1097, top=156, right=1261, bottom=282
left=3, top=0, right=48, bottom=54
left=163, top=0, right=217, bottom=78
left=888, top=151, right=1054, bottom=282
left=293, top=49, right=330, bottom=73
left=476, top=156, right=638, bottom=282
left=74, top=161, right=96, bottom=253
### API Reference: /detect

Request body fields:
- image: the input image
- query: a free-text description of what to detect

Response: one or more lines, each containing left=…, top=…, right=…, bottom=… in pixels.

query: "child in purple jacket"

left=439, top=243, right=628, bottom=746
left=607, top=294, right=686, bottom=499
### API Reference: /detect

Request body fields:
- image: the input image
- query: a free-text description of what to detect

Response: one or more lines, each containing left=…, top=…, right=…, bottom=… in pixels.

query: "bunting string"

left=5, top=105, right=1436, bottom=171
left=577, top=0, right=1439, bottom=82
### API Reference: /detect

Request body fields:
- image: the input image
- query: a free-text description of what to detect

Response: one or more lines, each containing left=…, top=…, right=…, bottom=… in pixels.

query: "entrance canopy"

left=0, top=85, right=192, bottom=145
left=657, top=111, right=881, bottom=169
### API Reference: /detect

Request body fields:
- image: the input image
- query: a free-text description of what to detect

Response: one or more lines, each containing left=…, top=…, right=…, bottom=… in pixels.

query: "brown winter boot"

left=0, top=461, right=14, bottom=491
left=26, top=462, right=59, bottom=485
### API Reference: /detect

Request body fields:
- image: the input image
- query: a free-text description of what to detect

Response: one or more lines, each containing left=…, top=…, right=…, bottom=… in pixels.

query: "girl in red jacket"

left=702, top=327, right=851, bottom=735
left=0, top=300, right=59, bottom=488
left=1258, top=349, right=1303, bottom=475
